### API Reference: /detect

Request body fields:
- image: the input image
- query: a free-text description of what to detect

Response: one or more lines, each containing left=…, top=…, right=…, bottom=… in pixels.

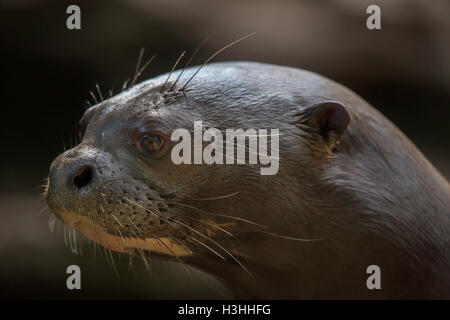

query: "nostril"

left=72, top=166, right=93, bottom=189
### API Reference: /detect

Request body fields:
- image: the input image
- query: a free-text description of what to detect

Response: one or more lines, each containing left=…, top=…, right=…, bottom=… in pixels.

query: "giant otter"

left=46, top=62, right=450, bottom=299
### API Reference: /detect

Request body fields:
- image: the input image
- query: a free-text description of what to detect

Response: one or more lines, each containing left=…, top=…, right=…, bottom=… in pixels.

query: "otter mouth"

left=57, top=209, right=191, bottom=257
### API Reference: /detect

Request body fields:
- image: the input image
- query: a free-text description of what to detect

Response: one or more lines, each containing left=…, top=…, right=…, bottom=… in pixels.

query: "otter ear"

left=303, top=101, right=350, bottom=149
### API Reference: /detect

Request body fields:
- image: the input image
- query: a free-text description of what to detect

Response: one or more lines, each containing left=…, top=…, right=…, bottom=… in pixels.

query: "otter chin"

left=46, top=61, right=450, bottom=299
left=56, top=209, right=191, bottom=256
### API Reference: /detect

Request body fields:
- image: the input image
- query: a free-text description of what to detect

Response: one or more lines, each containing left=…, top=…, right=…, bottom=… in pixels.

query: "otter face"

left=45, top=63, right=351, bottom=267
left=45, top=83, right=210, bottom=257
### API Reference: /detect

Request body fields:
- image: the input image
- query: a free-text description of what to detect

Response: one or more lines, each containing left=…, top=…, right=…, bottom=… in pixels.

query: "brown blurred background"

left=0, top=0, right=449, bottom=299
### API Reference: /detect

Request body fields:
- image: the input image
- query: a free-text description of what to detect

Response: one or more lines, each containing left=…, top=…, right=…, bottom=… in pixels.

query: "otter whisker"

left=87, top=210, right=94, bottom=231
left=169, top=36, right=210, bottom=91
left=136, top=247, right=151, bottom=270
left=102, top=246, right=112, bottom=271
left=175, top=214, right=235, bottom=239
left=48, top=214, right=62, bottom=234
left=109, top=212, right=123, bottom=227
left=108, top=249, right=120, bottom=278
left=118, top=195, right=161, bottom=222
left=48, top=213, right=57, bottom=232
left=104, top=232, right=121, bottom=277
left=260, top=231, right=324, bottom=242
left=40, top=176, right=50, bottom=191
left=182, top=33, right=255, bottom=90
left=68, top=228, right=79, bottom=255
left=161, top=50, right=186, bottom=93
left=54, top=217, right=63, bottom=235
left=122, top=78, right=130, bottom=92
left=67, top=227, right=74, bottom=252
left=114, top=225, right=125, bottom=243
left=132, top=48, right=145, bottom=85
left=173, top=202, right=266, bottom=229
left=89, top=90, right=98, bottom=105
left=169, top=217, right=251, bottom=276
left=93, top=241, right=97, bottom=258
left=95, top=83, right=103, bottom=102
left=185, top=234, right=225, bottom=260
left=73, top=229, right=79, bottom=254
left=171, top=238, right=232, bottom=299
left=103, top=247, right=120, bottom=278
left=128, top=226, right=141, bottom=240
left=174, top=191, right=239, bottom=201
left=129, top=52, right=157, bottom=89
left=127, top=216, right=144, bottom=238
left=163, top=233, right=232, bottom=299
left=164, top=231, right=193, bottom=254
left=39, top=204, right=50, bottom=218
left=77, top=232, right=84, bottom=255
left=63, top=225, right=68, bottom=248
left=128, top=250, right=133, bottom=270
left=100, top=193, right=109, bottom=205
left=156, top=237, right=192, bottom=275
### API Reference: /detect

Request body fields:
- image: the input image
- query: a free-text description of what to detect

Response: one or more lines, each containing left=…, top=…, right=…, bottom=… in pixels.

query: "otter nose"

left=72, top=165, right=94, bottom=189
left=46, top=149, right=98, bottom=213
left=47, top=148, right=97, bottom=197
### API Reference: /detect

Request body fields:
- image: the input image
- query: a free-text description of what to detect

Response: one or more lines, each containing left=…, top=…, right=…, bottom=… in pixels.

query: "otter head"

left=46, top=62, right=354, bottom=293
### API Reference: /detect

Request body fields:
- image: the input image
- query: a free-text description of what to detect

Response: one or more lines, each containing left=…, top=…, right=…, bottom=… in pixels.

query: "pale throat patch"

left=58, top=209, right=191, bottom=256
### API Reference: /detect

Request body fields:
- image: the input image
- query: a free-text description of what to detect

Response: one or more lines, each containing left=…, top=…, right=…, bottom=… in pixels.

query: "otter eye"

left=137, top=134, right=164, bottom=154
